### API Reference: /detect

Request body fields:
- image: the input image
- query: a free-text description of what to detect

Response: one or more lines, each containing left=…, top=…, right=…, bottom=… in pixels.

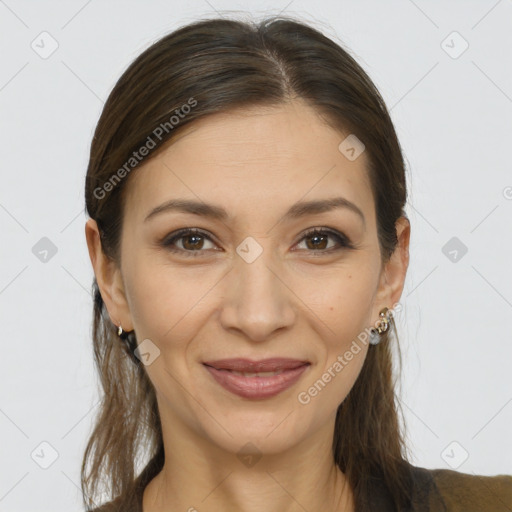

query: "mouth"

left=202, top=358, right=311, bottom=399
left=202, top=357, right=310, bottom=372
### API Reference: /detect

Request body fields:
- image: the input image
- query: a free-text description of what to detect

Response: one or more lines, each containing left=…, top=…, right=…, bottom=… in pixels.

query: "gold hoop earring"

left=117, top=323, right=130, bottom=340
left=369, top=307, right=391, bottom=346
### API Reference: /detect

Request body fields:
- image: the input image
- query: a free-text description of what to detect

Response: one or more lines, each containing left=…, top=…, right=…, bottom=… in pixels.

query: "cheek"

left=296, top=263, right=377, bottom=339
left=124, top=253, right=223, bottom=343
left=295, top=266, right=375, bottom=394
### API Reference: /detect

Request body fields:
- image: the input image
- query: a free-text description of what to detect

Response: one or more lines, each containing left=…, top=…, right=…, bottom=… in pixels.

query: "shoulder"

left=430, top=467, right=512, bottom=511
left=408, top=464, right=512, bottom=512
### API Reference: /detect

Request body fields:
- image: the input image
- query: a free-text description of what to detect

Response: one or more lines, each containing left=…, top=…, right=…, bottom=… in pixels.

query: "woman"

left=82, top=15, right=512, bottom=512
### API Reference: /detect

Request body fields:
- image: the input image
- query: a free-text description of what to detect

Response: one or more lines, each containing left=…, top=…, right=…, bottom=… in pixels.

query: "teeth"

left=227, top=370, right=284, bottom=377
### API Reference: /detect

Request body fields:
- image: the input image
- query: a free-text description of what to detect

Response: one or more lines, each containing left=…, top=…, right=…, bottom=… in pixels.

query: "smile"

left=203, top=363, right=310, bottom=399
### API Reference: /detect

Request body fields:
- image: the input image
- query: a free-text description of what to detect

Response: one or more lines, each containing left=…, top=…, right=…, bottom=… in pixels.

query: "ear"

left=373, top=216, right=410, bottom=319
left=85, top=218, right=134, bottom=332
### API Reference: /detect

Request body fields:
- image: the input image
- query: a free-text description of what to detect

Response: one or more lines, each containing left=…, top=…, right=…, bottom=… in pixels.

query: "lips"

left=202, top=357, right=309, bottom=373
left=202, top=359, right=310, bottom=399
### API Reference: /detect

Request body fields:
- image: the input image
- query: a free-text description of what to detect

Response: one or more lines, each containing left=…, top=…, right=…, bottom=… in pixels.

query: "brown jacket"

left=89, top=460, right=512, bottom=512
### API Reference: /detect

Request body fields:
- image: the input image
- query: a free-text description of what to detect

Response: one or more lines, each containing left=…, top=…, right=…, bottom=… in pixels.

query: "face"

left=87, top=99, right=409, bottom=458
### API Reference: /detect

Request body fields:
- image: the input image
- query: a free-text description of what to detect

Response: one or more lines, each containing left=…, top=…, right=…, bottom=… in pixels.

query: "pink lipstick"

left=203, top=358, right=310, bottom=399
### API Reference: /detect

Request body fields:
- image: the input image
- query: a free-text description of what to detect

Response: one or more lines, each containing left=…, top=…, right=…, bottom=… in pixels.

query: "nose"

left=219, top=246, right=296, bottom=343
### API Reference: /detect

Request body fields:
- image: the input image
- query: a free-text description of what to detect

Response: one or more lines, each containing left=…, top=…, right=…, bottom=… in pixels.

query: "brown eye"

left=161, top=227, right=353, bottom=258
left=295, top=228, right=352, bottom=253
left=181, top=233, right=205, bottom=250
left=162, top=228, right=217, bottom=256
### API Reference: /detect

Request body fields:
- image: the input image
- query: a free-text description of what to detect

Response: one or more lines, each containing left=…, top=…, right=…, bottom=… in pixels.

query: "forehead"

left=123, top=100, right=374, bottom=227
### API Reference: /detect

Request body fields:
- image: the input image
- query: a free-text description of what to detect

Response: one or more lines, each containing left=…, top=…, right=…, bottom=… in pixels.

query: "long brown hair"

left=82, top=15, right=412, bottom=511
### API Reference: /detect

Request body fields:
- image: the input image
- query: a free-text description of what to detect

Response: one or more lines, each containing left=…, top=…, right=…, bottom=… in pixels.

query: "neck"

left=142, top=414, right=354, bottom=512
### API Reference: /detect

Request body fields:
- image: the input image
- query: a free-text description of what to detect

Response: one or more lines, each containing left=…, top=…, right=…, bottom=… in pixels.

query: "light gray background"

left=1, top=0, right=511, bottom=510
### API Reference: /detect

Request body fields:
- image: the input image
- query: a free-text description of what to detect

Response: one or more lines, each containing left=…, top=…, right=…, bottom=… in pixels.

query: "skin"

left=85, top=99, right=410, bottom=512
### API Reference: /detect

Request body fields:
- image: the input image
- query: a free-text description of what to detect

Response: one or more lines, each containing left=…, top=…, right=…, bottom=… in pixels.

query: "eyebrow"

left=144, top=196, right=366, bottom=227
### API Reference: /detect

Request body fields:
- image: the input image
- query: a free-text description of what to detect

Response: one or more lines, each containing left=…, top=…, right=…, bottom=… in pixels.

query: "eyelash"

left=160, top=227, right=354, bottom=258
